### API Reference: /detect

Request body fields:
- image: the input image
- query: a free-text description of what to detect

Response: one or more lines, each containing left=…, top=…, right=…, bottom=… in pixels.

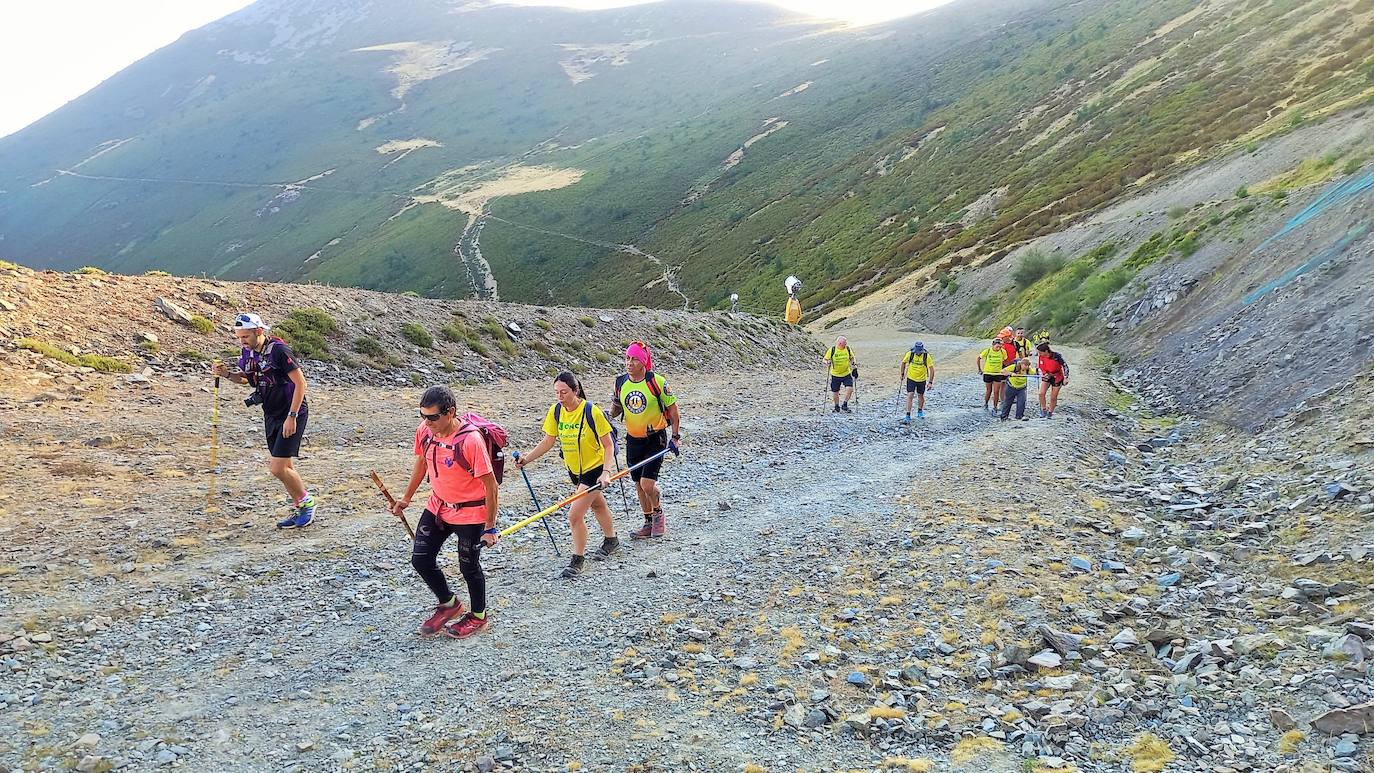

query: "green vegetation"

left=1236, top=186, right=1249, bottom=199
left=578, top=317, right=596, bottom=328
left=1011, top=251, right=1067, bottom=286
left=273, top=308, right=337, bottom=360
left=189, top=315, right=215, bottom=335
left=179, top=348, right=209, bottom=361
left=535, top=319, right=553, bottom=331
left=409, top=373, right=425, bottom=386
left=138, top=340, right=160, bottom=354
left=480, top=316, right=519, bottom=356
left=400, top=322, right=434, bottom=349
left=17, top=338, right=132, bottom=373
left=936, top=272, right=958, bottom=295
left=144, top=270, right=171, bottom=277
left=73, top=266, right=106, bottom=275
left=0, top=260, right=19, bottom=271
left=353, top=336, right=387, bottom=359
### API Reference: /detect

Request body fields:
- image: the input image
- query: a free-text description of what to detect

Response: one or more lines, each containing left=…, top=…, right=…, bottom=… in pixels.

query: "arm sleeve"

left=413, top=425, right=426, bottom=456
left=541, top=406, right=558, bottom=437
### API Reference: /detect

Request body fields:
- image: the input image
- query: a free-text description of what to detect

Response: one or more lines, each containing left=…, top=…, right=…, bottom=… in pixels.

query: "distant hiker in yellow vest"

left=977, top=335, right=1009, bottom=414
left=999, top=357, right=1034, bottom=421
left=898, top=342, right=935, bottom=424
left=609, top=342, right=681, bottom=539
left=824, top=336, right=857, bottom=413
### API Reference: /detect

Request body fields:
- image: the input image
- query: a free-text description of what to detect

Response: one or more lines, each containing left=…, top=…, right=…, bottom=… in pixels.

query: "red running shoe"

left=444, top=612, right=490, bottom=639
left=419, top=599, right=465, bottom=636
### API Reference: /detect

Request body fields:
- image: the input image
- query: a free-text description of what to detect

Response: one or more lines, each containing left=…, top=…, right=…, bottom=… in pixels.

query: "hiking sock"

left=471, top=610, right=486, bottom=620
left=439, top=595, right=459, bottom=608
left=296, top=493, right=315, bottom=510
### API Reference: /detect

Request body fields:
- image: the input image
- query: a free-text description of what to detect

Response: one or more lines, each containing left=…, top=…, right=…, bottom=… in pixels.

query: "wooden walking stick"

left=207, top=360, right=222, bottom=515
left=369, top=470, right=415, bottom=540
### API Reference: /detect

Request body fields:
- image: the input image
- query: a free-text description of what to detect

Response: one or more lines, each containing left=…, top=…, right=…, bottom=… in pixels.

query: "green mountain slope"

left=1, top=0, right=1369, bottom=315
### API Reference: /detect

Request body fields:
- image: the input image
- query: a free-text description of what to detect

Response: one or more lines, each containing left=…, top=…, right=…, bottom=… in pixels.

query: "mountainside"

left=2, top=0, right=1371, bottom=321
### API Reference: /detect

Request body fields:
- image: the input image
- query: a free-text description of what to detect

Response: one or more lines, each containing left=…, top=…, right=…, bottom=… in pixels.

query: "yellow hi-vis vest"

left=784, top=297, right=801, bottom=325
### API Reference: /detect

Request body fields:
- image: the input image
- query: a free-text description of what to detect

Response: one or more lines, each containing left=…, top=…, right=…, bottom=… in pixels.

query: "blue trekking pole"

left=511, top=452, right=560, bottom=556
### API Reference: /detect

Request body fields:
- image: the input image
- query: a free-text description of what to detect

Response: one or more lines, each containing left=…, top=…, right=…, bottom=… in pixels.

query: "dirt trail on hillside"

left=5, top=325, right=1372, bottom=772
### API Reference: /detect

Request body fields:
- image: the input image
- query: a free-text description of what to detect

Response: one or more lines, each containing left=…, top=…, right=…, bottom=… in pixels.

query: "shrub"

left=16, top=338, right=132, bottom=373
left=578, top=317, right=596, bottom=327
left=440, top=321, right=473, bottom=344
left=1167, top=206, right=1189, bottom=219
left=338, top=354, right=359, bottom=369
left=937, top=271, right=959, bottom=295
left=1344, top=159, right=1363, bottom=175
left=0, top=260, right=20, bottom=271
left=1235, top=185, right=1249, bottom=198
left=273, top=308, right=337, bottom=360
left=467, top=339, right=490, bottom=357
left=138, top=340, right=160, bottom=354
left=409, top=373, right=425, bottom=386
left=480, top=316, right=518, bottom=356
left=73, top=266, right=106, bottom=275
left=535, top=319, right=553, bottom=331
left=353, top=336, right=386, bottom=358
left=400, top=322, right=433, bottom=349
left=179, top=348, right=208, bottom=361
left=439, top=357, right=456, bottom=372
left=189, top=315, right=215, bottom=335
left=144, top=270, right=171, bottom=277
left=1011, top=251, right=1066, bottom=285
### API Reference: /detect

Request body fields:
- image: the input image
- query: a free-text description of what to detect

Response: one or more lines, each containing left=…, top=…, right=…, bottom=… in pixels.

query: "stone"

left=803, top=709, right=828, bottom=728
left=1269, top=708, right=1296, bottom=731
left=0, top=298, right=17, bottom=312
left=1042, top=675, right=1078, bottom=690
left=476, top=756, right=496, bottom=773
left=1027, top=650, right=1063, bottom=669
left=1108, top=451, right=1128, bottom=466
left=74, top=733, right=100, bottom=749
left=1328, top=482, right=1355, bottom=500
left=1109, top=628, right=1140, bottom=649
left=75, top=756, right=105, bottom=773
left=1313, top=702, right=1374, bottom=736
left=493, top=744, right=515, bottom=761
left=134, top=331, right=158, bottom=345
left=1069, top=556, right=1093, bottom=572
left=1157, top=572, right=1182, bottom=587
left=84, top=435, right=118, bottom=448
left=1039, top=625, right=1084, bottom=656
left=783, top=704, right=806, bottom=728
left=1293, top=578, right=1330, bottom=599
left=1121, top=527, right=1147, bottom=545
left=846, top=671, right=870, bottom=687
left=154, top=297, right=195, bottom=326
left=1334, top=738, right=1358, bottom=756
left=198, top=290, right=231, bottom=307
left=1325, top=634, right=1366, bottom=665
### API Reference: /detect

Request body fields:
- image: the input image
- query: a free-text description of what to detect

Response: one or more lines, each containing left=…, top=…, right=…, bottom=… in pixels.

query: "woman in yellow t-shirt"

left=514, top=371, right=619, bottom=578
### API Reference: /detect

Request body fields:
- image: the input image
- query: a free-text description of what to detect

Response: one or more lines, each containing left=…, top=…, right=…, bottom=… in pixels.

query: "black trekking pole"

left=612, top=452, right=633, bottom=521
left=511, top=452, right=560, bottom=556
left=852, top=366, right=860, bottom=410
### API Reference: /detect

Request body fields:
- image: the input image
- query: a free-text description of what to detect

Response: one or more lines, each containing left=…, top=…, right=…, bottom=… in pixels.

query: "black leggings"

left=410, top=510, right=486, bottom=613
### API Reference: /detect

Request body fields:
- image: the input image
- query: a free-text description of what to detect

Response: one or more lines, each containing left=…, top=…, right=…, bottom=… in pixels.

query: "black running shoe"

left=591, top=536, right=621, bottom=561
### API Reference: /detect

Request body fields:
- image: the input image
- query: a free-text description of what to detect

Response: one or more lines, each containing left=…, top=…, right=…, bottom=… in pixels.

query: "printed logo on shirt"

left=625, top=391, right=648, bottom=414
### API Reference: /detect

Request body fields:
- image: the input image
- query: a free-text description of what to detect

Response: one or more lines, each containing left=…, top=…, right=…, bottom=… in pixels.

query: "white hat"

left=233, top=312, right=270, bottom=330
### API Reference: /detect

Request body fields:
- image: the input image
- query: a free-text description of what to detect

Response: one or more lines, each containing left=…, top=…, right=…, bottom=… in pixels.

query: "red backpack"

left=422, top=413, right=508, bottom=484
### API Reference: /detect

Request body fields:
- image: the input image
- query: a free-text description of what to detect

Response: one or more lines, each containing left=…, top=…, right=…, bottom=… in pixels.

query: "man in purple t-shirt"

left=211, top=312, right=317, bottom=529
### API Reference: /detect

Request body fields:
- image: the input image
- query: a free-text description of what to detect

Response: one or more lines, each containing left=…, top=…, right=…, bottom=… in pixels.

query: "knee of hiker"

left=410, top=549, right=437, bottom=573
left=267, top=458, right=292, bottom=478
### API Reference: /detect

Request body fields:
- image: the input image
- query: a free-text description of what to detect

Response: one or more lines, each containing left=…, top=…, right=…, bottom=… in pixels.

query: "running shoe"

left=650, top=510, right=665, bottom=538
left=841, top=404, right=852, bottom=414
left=916, top=409, right=925, bottom=419
left=561, top=555, right=586, bottom=578
left=900, top=415, right=911, bottom=425
left=630, top=517, right=655, bottom=539
left=419, top=598, right=466, bottom=636
left=444, top=612, right=490, bottom=639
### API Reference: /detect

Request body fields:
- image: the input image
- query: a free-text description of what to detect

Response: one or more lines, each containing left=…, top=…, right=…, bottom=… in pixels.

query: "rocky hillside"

left=0, top=262, right=817, bottom=396
left=835, top=105, right=1374, bottom=430
left=4, top=0, right=1369, bottom=317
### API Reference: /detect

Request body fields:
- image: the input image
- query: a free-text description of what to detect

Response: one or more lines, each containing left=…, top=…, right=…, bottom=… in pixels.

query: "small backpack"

left=422, top=413, right=508, bottom=485
left=1051, top=351, right=1069, bottom=378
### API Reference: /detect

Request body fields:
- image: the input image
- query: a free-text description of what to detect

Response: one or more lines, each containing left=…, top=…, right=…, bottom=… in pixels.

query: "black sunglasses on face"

left=420, top=409, right=446, bottom=421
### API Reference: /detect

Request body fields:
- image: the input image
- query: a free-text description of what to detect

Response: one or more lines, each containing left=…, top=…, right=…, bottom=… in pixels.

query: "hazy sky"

left=0, top=0, right=952, bottom=139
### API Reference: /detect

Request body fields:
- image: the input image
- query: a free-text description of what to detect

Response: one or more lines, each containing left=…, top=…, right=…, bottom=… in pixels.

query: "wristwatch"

left=671, top=433, right=681, bottom=441
left=482, top=527, right=498, bottom=536
left=288, top=410, right=299, bottom=417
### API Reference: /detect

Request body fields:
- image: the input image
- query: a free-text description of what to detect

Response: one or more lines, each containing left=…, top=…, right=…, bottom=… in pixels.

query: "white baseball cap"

left=232, top=312, right=270, bottom=330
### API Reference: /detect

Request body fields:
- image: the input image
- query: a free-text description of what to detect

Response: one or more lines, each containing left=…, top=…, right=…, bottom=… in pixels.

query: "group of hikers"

left=210, top=310, right=1067, bottom=641
left=820, top=326, right=1068, bottom=425
left=211, top=313, right=682, bottom=639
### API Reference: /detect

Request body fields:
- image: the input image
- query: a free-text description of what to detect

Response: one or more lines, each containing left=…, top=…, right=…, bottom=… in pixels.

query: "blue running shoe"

left=917, top=409, right=925, bottom=419
left=278, top=496, right=316, bottom=529
left=900, top=415, right=911, bottom=425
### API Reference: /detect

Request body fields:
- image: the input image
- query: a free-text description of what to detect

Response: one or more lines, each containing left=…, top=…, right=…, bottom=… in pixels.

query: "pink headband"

left=626, top=342, right=652, bottom=370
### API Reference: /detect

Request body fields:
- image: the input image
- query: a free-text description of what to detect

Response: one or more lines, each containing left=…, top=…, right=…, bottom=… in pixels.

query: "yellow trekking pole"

left=500, top=446, right=676, bottom=537
left=208, top=360, right=222, bottom=514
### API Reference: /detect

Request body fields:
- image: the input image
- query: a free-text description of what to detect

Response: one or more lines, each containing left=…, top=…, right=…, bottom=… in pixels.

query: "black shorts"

left=1044, top=374, right=1065, bottom=387
left=568, top=466, right=605, bottom=488
left=905, top=379, right=927, bottom=395
left=264, top=411, right=307, bottom=458
left=829, top=374, right=854, bottom=391
left=626, top=431, right=668, bottom=481
left=983, top=374, right=1006, bottom=384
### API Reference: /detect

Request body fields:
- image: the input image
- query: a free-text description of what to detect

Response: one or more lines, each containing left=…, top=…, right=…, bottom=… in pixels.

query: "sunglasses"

left=420, top=409, right=447, bottom=422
